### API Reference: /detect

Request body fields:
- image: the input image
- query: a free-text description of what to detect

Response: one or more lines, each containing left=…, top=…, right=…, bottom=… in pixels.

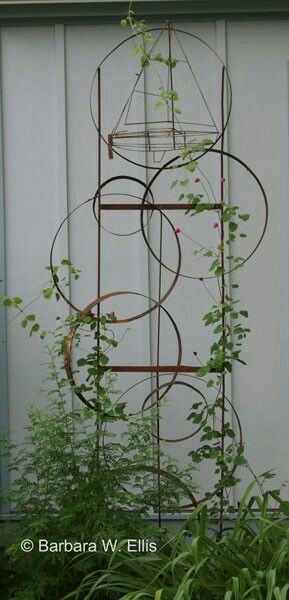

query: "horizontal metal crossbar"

left=100, top=203, right=221, bottom=210
left=104, top=365, right=221, bottom=373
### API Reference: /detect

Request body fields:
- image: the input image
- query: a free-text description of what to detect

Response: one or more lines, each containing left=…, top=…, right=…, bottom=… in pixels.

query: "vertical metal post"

left=156, top=211, right=163, bottom=527
left=96, top=67, right=102, bottom=461
left=167, top=22, right=176, bottom=150
left=219, top=65, right=226, bottom=533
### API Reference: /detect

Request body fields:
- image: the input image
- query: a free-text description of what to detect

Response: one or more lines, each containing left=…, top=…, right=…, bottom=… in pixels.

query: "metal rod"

left=100, top=203, right=221, bottom=210
left=103, top=365, right=221, bottom=373
left=167, top=22, right=176, bottom=149
left=96, top=67, right=102, bottom=461
left=219, top=65, right=226, bottom=534
left=154, top=213, right=163, bottom=526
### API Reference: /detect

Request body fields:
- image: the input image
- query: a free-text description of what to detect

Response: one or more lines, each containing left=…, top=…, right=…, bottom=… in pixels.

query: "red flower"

left=213, top=222, right=219, bottom=229
left=194, top=177, right=200, bottom=183
left=174, top=227, right=181, bottom=234
left=221, top=176, right=226, bottom=183
left=56, top=316, right=61, bottom=320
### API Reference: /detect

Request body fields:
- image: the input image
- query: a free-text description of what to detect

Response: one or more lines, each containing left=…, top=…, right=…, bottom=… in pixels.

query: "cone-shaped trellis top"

left=108, top=24, right=220, bottom=163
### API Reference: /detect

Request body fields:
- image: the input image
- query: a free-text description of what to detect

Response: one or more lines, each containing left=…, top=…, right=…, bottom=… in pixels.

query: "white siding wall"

left=1, top=19, right=288, bottom=501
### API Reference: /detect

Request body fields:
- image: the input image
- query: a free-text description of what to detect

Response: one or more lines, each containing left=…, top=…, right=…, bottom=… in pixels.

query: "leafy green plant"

left=0, top=262, right=197, bottom=600
left=62, top=487, right=289, bottom=600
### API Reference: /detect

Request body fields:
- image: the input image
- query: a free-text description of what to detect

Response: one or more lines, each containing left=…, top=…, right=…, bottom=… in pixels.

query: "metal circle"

left=92, top=175, right=155, bottom=237
left=93, top=192, right=154, bottom=237
left=140, top=148, right=268, bottom=280
left=141, top=380, right=208, bottom=443
left=64, top=292, right=182, bottom=410
left=102, top=373, right=243, bottom=510
left=49, top=175, right=158, bottom=312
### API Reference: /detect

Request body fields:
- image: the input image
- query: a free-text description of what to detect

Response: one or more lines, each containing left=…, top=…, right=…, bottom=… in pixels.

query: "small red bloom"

left=213, top=222, right=219, bottom=229
left=194, top=177, right=200, bottom=183
left=221, top=176, right=226, bottom=183
left=56, top=316, right=61, bottom=320
left=174, top=227, right=181, bottom=234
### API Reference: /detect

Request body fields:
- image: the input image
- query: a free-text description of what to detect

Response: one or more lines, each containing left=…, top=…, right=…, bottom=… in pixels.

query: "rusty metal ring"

left=64, top=291, right=182, bottom=409
left=49, top=175, right=156, bottom=312
left=102, top=373, right=242, bottom=510
left=140, top=149, right=268, bottom=281
left=93, top=192, right=154, bottom=237
left=92, top=175, right=155, bottom=236
left=141, top=380, right=208, bottom=443
left=110, top=463, right=198, bottom=508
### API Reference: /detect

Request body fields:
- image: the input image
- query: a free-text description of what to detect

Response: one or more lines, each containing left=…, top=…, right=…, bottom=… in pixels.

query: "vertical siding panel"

left=54, top=24, right=73, bottom=410
left=0, top=28, right=10, bottom=514
left=226, top=21, right=289, bottom=499
left=215, top=19, right=236, bottom=507
left=2, top=27, right=59, bottom=440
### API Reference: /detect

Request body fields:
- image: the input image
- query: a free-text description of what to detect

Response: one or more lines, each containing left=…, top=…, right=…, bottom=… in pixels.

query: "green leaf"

left=43, top=288, right=53, bottom=300
left=226, top=428, right=235, bottom=438
left=107, top=338, right=118, bottom=348
left=229, top=221, right=238, bottom=232
left=132, top=46, right=141, bottom=56
left=240, top=310, right=248, bottom=318
left=239, top=213, right=250, bottom=221
left=30, top=324, right=40, bottom=336
left=165, top=58, right=178, bottom=68
left=196, top=366, right=210, bottom=377
left=202, top=138, right=213, bottom=145
left=99, top=354, right=109, bottom=366
left=2, top=296, right=13, bottom=307
left=152, top=52, right=164, bottom=62
left=213, top=324, right=223, bottom=334
left=141, top=55, right=150, bottom=68
left=77, top=358, right=87, bottom=367
left=83, top=316, right=93, bottom=324
left=155, top=100, right=165, bottom=111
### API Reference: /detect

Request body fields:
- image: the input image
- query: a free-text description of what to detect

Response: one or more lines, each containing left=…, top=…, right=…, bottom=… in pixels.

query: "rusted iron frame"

left=50, top=29, right=269, bottom=526
left=89, top=25, right=233, bottom=171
